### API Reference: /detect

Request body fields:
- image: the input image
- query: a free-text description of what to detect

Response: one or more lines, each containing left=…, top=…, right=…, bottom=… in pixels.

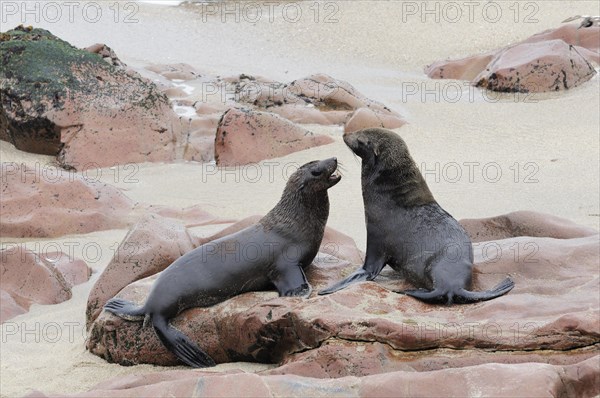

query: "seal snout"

left=321, top=157, right=341, bottom=187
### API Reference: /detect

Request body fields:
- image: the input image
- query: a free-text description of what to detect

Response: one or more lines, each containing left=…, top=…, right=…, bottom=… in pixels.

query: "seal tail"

left=398, top=278, right=515, bottom=305
left=151, top=316, right=216, bottom=368
left=104, top=298, right=146, bottom=321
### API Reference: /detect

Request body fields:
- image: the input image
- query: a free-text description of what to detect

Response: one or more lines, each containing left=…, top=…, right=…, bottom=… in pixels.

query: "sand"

left=1, top=1, right=599, bottom=396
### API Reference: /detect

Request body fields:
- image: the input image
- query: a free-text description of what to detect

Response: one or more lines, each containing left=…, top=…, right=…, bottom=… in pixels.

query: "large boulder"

left=87, top=212, right=599, bottom=378
left=426, top=24, right=599, bottom=92
left=0, top=26, right=180, bottom=169
left=0, top=246, right=91, bottom=323
left=474, top=40, right=596, bottom=92
left=214, top=108, right=334, bottom=166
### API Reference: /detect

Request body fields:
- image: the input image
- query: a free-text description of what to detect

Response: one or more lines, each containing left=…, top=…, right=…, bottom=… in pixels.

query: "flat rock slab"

left=25, top=355, right=600, bottom=398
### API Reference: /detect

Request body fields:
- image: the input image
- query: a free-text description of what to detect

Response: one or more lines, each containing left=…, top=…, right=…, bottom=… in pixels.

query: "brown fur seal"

left=319, top=128, right=514, bottom=304
left=104, top=158, right=341, bottom=367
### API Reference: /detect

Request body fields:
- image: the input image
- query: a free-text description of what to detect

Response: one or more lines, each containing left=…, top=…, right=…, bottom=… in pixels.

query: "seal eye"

left=311, top=170, right=323, bottom=177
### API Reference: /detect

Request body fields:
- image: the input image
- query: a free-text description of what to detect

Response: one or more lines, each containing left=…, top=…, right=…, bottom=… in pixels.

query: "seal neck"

left=365, top=158, right=436, bottom=208
left=261, top=187, right=330, bottom=238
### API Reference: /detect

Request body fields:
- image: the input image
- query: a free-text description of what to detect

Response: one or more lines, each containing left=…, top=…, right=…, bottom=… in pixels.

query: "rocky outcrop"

left=0, top=246, right=91, bottom=323
left=0, top=26, right=180, bottom=169
left=234, top=73, right=406, bottom=130
left=25, top=356, right=600, bottom=398
left=426, top=24, right=599, bottom=92
left=87, top=212, right=599, bottom=378
left=214, top=108, right=333, bottom=166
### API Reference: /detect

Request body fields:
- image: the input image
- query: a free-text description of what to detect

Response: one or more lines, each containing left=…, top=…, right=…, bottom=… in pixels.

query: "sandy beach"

left=1, top=1, right=599, bottom=396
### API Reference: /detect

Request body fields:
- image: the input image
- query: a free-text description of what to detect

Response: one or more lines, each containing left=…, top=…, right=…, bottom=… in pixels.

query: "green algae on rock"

left=0, top=25, right=179, bottom=169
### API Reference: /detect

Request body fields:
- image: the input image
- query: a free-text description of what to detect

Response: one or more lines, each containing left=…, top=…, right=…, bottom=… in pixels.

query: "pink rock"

left=48, top=252, right=91, bottom=287
left=344, top=107, right=407, bottom=134
left=426, top=25, right=599, bottom=92
left=26, top=356, right=600, bottom=398
left=214, top=108, right=334, bottom=166
left=460, top=210, right=598, bottom=242
left=474, top=40, right=596, bottom=92
left=85, top=214, right=199, bottom=329
left=523, top=24, right=600, bottom=64
left=235, top=74, right=405, bottom=127
left=0, top=163, right=134, bottom=238
left=0, top=290, right=27, bottom=323
left=145, top=63, right=201, bottom=81
left=0, top=247, right=90, bottom=323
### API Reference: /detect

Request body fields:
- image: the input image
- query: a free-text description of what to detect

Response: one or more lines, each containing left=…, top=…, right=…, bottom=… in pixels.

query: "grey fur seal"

left=104, top=158, right=341, bottom=367
left=319, top=128, right=514, bottom=304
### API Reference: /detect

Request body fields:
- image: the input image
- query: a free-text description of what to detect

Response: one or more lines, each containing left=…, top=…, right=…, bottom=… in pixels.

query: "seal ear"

left=298, top=183, right=305, bottom=191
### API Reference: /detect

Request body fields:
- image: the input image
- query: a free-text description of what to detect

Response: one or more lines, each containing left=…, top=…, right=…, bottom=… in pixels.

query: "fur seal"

left=319, top=128, right=514, bottom=304
left=104, top=158, right=341, bottom=367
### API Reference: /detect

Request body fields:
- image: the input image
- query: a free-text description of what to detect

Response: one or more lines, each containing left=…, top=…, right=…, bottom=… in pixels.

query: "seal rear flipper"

left=396, top=288, right=449, bottom=304
left=399, top=278, right=515, bottom=305
left=104, top=298, right=146, bottom=321
left=152, top=316, right=216, bottom=368
left=318, top=269, right=371, bottom=295
left=453, top=277, right=515, bottom=304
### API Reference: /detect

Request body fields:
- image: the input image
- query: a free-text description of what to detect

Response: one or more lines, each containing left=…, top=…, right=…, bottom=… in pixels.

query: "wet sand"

left=1, top=1, right=599, bottom=396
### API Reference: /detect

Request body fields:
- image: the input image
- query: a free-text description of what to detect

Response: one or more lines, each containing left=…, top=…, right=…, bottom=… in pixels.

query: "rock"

left=214, top=108, right=333, bottom=166
left=87, top=212, right=599, bottom=377
left=0, top=162, right=134, bottom=238
left=0, top=246, right=90, bottom=323
left=474, top=40, right=596, bottom=92
left=85, top=214, right=199, bottom=329
left=0, top=162, right=230, bottom=239
left=344, top=107, right=406, bottom=134
left=145, top=63, right=201, bottom=81
left=460, top=210, right=598, bottom=243
left=524, top=24, right=600, bottom=64
left=426, top=25, right=599, bottom=91
left=25, top=356, right=600, bottom=397
left=84, top=43, right=126, bottom=68
left=0, top=26, right=180, bottom=169
left=234, top=74, right=405, bottom=127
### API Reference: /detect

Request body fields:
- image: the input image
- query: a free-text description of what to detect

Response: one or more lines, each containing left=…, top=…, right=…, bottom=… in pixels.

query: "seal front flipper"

left=271, top=259, right=312, bottom=298
left=319, top=251, right=386, bottom=295
left=152, top=315, right=216, bottom=368
left=318, top=268, right=371, bottom=295
left=104, top=298, right=146, bottom=322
